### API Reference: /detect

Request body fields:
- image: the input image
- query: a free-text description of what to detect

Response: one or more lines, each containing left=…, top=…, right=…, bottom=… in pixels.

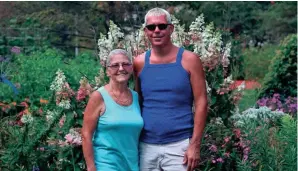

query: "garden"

left=0, top=2, right=297, bottom=171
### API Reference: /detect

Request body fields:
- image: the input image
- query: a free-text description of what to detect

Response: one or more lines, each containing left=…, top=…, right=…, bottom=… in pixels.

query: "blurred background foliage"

left=0, top=1, right=296, bottom=112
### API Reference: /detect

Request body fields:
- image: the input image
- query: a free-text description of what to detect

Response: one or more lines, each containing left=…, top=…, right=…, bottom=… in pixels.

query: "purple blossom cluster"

left=11, top=46, right=21, bottom=54
left=257, top=93, right=297, bottom=116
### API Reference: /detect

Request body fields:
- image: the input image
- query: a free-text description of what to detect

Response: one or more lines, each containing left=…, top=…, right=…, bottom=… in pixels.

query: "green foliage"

left=236, top=115, right=297, bottom=171
left=171, top=2, right=296, bottom=44
left=259, top=2, right=297, bottom=43
left=242, top=44, right=278, bottom=81
left=230, top=38, right=245, bottom=80
left=259, top=34, right=297, bottom=98
left=238, top=89, right=259, bottom=112
left=0, top=48, right=100, bottom=101
left=205, top=66, right=235, bottom=123
left=0, top=71, right=89, bottom=170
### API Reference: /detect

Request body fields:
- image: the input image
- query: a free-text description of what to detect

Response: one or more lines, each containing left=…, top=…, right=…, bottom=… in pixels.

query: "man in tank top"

left=133, top=8, right=208, bottom=171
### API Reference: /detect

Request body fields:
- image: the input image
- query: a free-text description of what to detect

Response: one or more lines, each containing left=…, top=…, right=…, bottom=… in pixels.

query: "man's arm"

left=182, top=51, right=208, bottom=171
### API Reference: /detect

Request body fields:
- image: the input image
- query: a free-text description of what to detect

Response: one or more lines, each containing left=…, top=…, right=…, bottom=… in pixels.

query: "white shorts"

left=139, top=138, right=190, bottom=171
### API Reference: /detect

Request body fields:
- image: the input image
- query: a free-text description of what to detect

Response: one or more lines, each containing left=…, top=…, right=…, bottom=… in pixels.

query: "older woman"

left=82, top=49, right=144, bottom=171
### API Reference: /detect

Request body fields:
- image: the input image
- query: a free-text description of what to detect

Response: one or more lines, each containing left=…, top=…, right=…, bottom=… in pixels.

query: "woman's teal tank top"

left=92, top=86, right=143, bottom=171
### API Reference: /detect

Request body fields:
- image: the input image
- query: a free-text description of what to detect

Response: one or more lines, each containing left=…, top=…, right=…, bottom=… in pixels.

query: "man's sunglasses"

left=145, top=24, right=171, bottom=31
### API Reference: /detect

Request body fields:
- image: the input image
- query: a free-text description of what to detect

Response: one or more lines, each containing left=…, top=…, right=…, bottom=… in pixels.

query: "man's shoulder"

left=182, top=49, right=200, bottom=61
left=133, top=52, right=147, bottom=73
left=134, top=52, right=146, bottom=63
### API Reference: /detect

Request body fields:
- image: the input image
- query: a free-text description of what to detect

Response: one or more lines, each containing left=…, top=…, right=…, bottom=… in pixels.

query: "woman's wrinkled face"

left=106, top=54, right=133, bottom=83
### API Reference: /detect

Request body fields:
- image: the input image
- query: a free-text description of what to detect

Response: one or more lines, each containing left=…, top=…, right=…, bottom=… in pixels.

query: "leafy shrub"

left=242, top=44, right=278, bottom=81
left=236, top=115, right=297, bottom=171
left=0, top=69, right=102, bottom=170
left=198, top=118, right=250, bottom=171
left=230, top=38, right=245, bottom=80
left=0, top=48, right=100, bottom=101
left=258, top=34, right=297, bottom=98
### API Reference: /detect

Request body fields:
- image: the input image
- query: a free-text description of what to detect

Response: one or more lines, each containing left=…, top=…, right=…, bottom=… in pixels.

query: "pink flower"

left=243, top=147, right=250, bottom=155
left=243, top=154, right=248, bottom=161
left=65, top=134, right=73, bottom=143
left=72, top=137, right=82, bottom=146
left=59, top=116, right=66, bottom=128
left=209, top=145, right=218, bottom=152
left=216, top=157, right=224, bottom=163
left=224, top=152, right=230, bottom=158
left=224, top=136, right=230, bottom=143
left=212, top=159, right=217, bottom=164
left=38, top=108, right=43, bottom=115
left=76, top=88, right=87, bottom=101
left=233, top=128, right=241, bottom=138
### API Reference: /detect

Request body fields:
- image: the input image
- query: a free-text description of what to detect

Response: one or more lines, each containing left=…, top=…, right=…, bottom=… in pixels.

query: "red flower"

left=233, top=128, right=241, bottom=138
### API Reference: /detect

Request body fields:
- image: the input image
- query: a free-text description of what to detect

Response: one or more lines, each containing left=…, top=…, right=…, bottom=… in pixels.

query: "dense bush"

left=235, top=115, right=297, bottom=171
left=258, top=34, right=297, bottom=98
left=197, top=108, right=297, bottom=171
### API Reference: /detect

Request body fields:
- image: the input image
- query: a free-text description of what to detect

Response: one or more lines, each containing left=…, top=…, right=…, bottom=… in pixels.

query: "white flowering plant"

left=230, top=106, right=286, bottom=127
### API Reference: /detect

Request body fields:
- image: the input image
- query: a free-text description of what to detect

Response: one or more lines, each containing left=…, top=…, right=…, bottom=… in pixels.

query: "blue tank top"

left=92, top=86, right=144, bottom=171
left=139, top=47, right=194, bottom=144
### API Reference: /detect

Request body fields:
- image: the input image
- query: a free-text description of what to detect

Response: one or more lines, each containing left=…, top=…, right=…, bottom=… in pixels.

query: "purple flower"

left=273, top=93, right=280, bottom=99
left=243, top=147, right=250, bottom=155
left=243, top=154, right=248, bottom=161
left=11, top=46, right=21, bottom=54
left=32, top=166, right=40, bottom=171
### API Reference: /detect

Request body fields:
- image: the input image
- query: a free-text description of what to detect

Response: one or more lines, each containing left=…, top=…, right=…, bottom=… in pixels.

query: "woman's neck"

left=108, top=81, right=128, bottom=93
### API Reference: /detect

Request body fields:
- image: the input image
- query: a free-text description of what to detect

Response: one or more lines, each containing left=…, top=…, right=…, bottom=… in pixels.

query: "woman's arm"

left=82, top=91, right=105, bottom=171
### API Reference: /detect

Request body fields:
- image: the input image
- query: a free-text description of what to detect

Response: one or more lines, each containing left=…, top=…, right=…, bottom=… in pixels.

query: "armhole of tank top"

left=177, top=48, right=190, bottom=76
left=96, top=88, right=107, bottom=117
left=139, top=50, right=150, bottom=78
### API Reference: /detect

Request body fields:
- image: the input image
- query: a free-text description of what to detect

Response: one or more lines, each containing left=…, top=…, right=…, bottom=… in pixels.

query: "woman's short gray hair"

left=144, top=8, right=172, bottom=25
left=106, top=49, right=132, bottom=66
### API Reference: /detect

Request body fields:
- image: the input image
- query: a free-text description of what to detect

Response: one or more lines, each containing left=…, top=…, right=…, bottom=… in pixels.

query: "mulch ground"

left=230, top=80, right=261, bottom=90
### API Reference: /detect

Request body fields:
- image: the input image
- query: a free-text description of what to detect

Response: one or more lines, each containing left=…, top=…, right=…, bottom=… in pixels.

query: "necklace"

left=109, top=85, right=131, bottom=106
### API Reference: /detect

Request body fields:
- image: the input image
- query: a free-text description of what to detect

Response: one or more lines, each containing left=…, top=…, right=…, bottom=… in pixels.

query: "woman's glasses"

left=145, top=24, right=171, bottom=31
left=108, top=63, right=132, bottom=71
